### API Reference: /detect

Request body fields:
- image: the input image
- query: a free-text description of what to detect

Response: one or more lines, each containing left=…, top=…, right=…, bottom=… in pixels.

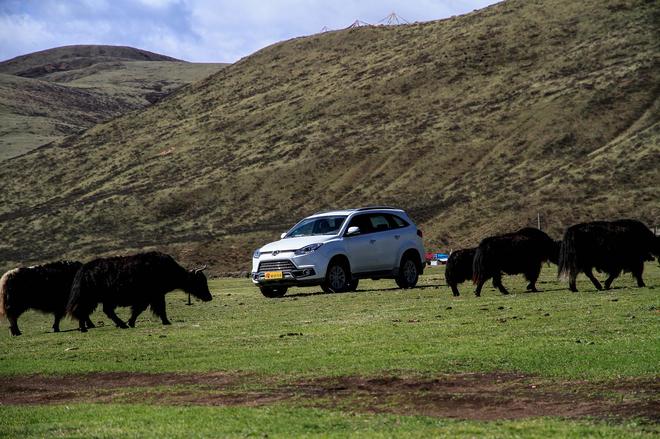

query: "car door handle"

left=394, top=235, right=401, bottom=240
left=370, top=239, right=376, bottom=244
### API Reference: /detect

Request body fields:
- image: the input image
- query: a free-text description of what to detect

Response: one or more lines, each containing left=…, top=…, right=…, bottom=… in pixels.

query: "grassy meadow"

left=1, top=264, right=658, bottom=437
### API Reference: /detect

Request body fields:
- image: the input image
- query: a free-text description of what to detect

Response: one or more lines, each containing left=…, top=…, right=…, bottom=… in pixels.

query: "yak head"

left=185, top=266, right=213, bottom=302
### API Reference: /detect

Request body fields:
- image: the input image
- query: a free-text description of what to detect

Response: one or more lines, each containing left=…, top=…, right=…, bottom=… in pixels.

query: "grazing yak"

left=0, top=261, right=94, bottom=336
left=67, top=251, right=212, bottom=332
left=473, top=228, right=560, bottom=296
left=559, top=219, right=660, bottom=292
left=445, top=248, right=476, bottom=296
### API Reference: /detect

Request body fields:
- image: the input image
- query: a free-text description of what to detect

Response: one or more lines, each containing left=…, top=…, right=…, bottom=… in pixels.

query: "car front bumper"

left=251, top=252, right=327, bottom=286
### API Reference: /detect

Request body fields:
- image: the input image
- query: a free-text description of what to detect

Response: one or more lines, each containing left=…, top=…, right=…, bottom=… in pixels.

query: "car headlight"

left=253, top=249, right=261, bottom=259
left=294, top=243, right=323, bottom=255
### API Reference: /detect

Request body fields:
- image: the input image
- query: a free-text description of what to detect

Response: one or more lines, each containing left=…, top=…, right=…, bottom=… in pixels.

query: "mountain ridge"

left=0, top=44, right=181, bottom=77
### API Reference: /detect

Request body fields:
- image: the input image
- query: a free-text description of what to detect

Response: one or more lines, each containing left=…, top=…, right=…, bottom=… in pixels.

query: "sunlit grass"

left=1, top=265, right=658, bottom=380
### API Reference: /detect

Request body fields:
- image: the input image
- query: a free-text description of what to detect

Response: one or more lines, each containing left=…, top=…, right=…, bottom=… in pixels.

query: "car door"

left=343, top=214, right=379, bottom=273
left=344, top=213, right=398, bottom=273
left=367, top=213, right=399, bottom=270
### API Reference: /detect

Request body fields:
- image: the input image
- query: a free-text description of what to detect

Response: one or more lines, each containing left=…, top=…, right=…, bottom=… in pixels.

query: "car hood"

left=259, top=235, right=337, bottom=252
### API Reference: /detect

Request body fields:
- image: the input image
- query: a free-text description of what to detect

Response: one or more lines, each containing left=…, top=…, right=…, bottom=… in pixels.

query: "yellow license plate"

left=264, top=271, right=283, bottom=280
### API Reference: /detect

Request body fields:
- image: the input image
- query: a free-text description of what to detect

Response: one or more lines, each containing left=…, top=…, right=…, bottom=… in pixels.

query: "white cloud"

left=137, top=0, right=181, bottom=8
left=0, top=14, right=55, bottom=59
left=0, top=0, right=501, bottom=63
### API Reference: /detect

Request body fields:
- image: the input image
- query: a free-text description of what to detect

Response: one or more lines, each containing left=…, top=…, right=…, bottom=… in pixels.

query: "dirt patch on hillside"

left=0, top=372, right=657, bottom=421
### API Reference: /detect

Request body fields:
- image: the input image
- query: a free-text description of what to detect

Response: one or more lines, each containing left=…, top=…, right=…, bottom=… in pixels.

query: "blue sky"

left=0, top=0, right=500, bottom=63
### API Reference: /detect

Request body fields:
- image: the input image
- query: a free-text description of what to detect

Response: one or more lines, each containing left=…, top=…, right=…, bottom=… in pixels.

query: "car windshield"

left=286, top=215, right=347, bottom=238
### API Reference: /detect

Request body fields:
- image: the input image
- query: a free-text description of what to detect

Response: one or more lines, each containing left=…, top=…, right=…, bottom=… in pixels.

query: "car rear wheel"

left=260, top=285, right=288, bottom=298
left=395, top=256, right=419, bottom=289
left=322, top=260, right=351, bottom=293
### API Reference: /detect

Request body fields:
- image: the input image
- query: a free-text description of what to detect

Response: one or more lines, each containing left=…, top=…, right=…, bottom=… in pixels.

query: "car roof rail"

left=310, top=206, right=402, bottom=215
left=311, top=209, right=348, bottom=215
left=355, top=206, right=402, bottom=211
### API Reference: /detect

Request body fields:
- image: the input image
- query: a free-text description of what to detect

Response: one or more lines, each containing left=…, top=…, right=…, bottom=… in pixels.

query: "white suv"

left=251, top=207, right=425, bottom=297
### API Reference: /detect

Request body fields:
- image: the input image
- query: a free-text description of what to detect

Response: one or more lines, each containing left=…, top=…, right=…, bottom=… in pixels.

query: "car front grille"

left=258, top=260, right=297, bottom=272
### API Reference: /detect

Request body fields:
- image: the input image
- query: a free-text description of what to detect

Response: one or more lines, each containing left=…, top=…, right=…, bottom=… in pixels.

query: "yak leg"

left=103, top=303, right=128, bottom=329
left=603, top=269, right=621, bottom=290
left=52, top=311, right=64, bottom=333
left=584, top=268, right=603, bottom=291
left=474, top=279, right=486, bottom=297
left=492, top=273, right=509, bottom=295
left=75, top=312, right=89, bottom=333
left=525, top=265, right=541, bottom=292
left=449, top=282, right=460, bottom=297
left=128, top=302, right=148, bottom=328
left=631, top=262, right=645, bottom=288
left=151, top=296, right=171, bottom=325
left=8, top=315, right=21, bottom=336
left=72, top=307, right=92, bottom=332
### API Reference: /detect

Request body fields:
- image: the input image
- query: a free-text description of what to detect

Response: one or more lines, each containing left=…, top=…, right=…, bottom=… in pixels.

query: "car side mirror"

left=346, top=226, right=360, bottom=236
left=280, top=232, right=287, bottom=239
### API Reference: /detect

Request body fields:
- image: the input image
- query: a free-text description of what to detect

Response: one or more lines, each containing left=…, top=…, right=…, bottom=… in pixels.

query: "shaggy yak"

left=558, top=219, right=660, bottom=292
left=67, top=251, right=212, bottom=332
left=472, top=228, right=560, bottom=296
left=0, top=261, right=94, bottom=336
left=445, top=248, right=476, bottom=296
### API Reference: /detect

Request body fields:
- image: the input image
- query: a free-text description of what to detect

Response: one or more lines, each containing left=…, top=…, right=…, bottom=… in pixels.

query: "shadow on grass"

left=283, top=282, right=652, bottom=299
left=285, top=284, right=445, bottom=298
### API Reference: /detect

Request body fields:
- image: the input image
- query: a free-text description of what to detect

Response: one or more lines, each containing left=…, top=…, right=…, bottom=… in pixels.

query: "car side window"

left=347, top=214, right=374, bottom=235
left=369, top=214, right=391, bottom=232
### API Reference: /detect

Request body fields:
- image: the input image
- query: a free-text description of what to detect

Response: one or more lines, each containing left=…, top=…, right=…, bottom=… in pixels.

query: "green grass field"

left=1, top=264, right=658, bottom=437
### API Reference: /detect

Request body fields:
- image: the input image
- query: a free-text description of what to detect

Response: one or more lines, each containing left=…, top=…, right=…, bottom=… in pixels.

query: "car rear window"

left=387, top=214, right=409, bottom=229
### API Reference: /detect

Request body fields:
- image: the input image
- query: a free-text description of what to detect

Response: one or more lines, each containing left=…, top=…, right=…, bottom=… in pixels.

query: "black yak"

left=473, top=228, right=560, bottom=296
left=445, top=248, right=476, bottom=296
left=558, top=219, right=660, bottom=292
left=67, top=252, right=212, bottom=332
left=0, top=261, right=94, bottom=336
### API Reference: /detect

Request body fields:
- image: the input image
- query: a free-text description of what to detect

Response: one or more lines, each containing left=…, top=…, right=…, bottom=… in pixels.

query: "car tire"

left=395, top=255, right=419, bottom=289
left=322, top=260, right=351, bottom=293
left=260, top=285, right=288, bottom=298
left=347, top=278, right=359, bottom=292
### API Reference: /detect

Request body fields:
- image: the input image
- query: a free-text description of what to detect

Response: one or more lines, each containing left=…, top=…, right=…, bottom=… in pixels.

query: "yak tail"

left=66, top=269, right=85, bottom=316
left=444, top=256, right=455, bottom=285
left=472, top=248, right=485, bottom=285
left=0, top=268, right=18, bottom=319
left=558, top=232, right=576, bottom=281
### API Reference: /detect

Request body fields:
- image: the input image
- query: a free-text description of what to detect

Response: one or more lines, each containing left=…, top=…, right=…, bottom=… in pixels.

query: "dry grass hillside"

left=0, top=0, right=658, bottom=274
left=0, top=45, right=225, bottom=159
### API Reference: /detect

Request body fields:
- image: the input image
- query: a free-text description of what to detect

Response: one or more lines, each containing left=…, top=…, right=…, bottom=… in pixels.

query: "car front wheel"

left=322, top=260, right=351, bottom=293
left=395, top=256, right=419, bottom=289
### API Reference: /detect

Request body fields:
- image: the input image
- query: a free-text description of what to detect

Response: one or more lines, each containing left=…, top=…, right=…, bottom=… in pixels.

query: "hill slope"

left=0, top=0, right=658, bottom=273
left=0, top=45, right=225, bottom=159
